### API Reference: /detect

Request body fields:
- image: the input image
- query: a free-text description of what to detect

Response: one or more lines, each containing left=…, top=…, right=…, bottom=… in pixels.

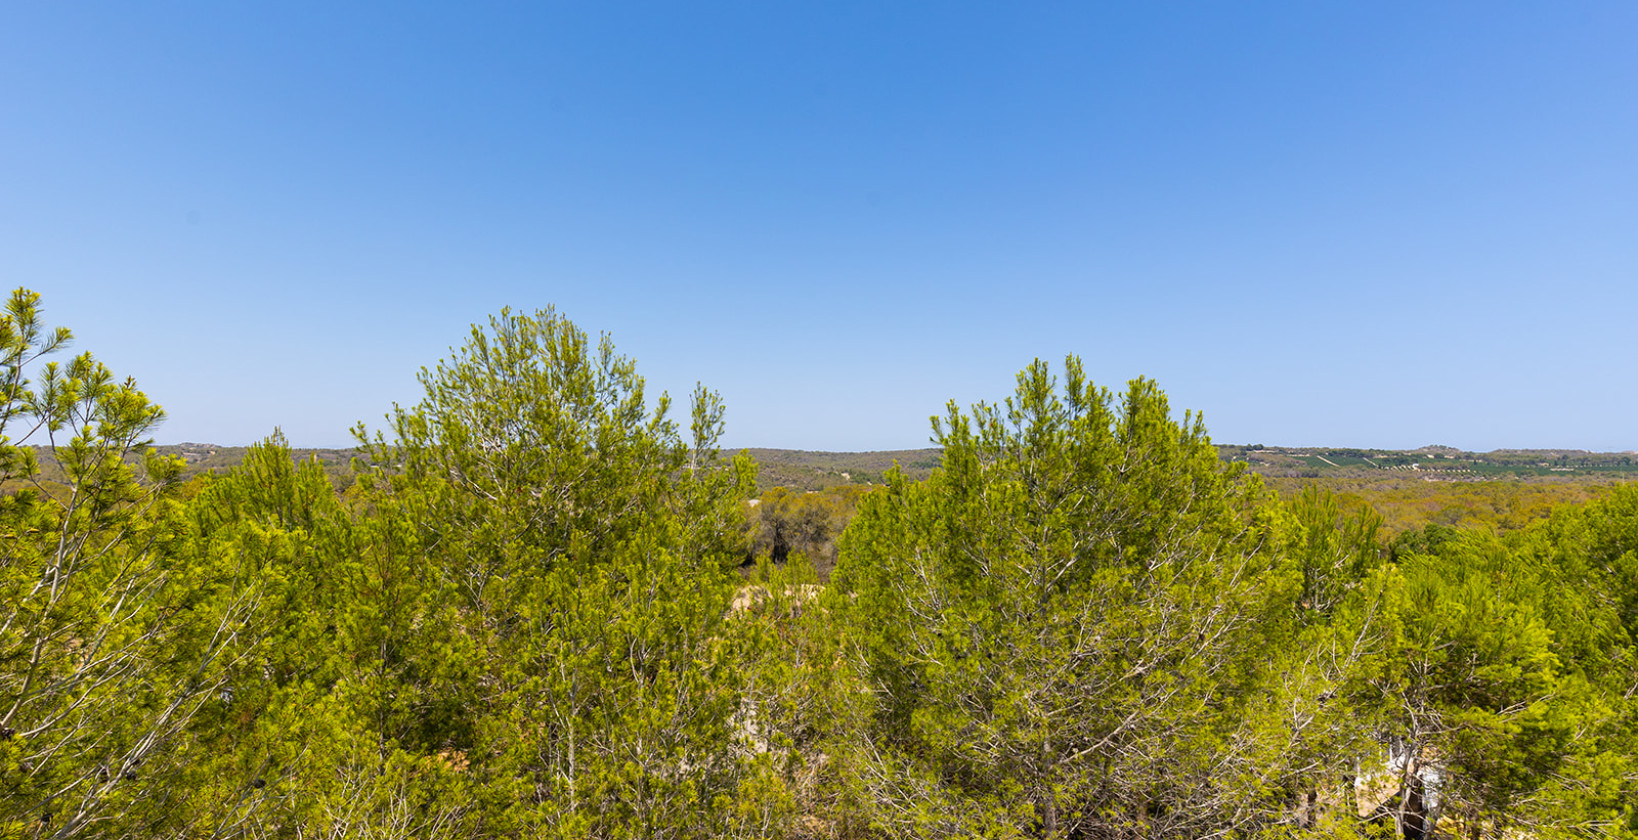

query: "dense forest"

left=2, top=288, right=1635, bottom=839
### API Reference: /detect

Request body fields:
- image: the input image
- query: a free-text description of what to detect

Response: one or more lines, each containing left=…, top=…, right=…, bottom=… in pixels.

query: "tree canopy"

left=1, top=291, right=1633, bottom=839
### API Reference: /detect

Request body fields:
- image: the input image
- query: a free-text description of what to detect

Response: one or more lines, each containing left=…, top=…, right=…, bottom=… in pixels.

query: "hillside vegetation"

left=3, top=287, right=1635, bottom=839
left=86, top=444, right=1625, bottom=583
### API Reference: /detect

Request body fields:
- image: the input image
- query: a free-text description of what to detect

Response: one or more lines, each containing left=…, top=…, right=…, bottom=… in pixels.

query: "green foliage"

left=739, top=449, right=940, bottom=492
left=5, top=287, right=1636, bottom=839
left=749, top=484, right=871, bottom=578
left=347, top=305, right=767, bottom=838
left=1287, top=485, right=1385, bottom=618
left=1317, top=496, right=1638, bottom=838
left=0, top=289, right=246, bottom=837
left=727, top=553, right=874, bottom=838
left=831, top=358, right=1304, bottom=838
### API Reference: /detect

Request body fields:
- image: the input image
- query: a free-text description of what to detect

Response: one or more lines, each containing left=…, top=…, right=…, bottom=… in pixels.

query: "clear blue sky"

left=4, top=3, right=1635, bottom=452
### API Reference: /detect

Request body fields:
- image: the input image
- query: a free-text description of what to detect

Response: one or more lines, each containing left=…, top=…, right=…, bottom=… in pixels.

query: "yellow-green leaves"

left=833, top=358, right=1295, bottom=838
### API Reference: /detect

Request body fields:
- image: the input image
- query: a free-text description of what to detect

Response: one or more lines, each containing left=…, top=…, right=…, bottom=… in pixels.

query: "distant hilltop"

left=103, top=442, right=1638, bottom=490
left=1221, top=444, right=1637, bottom=481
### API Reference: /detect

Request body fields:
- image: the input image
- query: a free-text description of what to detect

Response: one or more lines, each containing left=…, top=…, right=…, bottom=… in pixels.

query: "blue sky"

left=4, top=3, right=1635, bottom=451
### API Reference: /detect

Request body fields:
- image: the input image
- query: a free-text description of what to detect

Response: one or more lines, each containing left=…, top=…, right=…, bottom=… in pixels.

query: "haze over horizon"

left=6, top=3, right=1635, bottom=453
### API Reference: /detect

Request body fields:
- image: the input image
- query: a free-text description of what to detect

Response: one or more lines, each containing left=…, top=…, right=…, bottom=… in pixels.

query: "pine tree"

left=0, top=289, right=253, bottom=837
left=831, top=358, right=1301, bottom=838
left=351, top=306, right=765, bottom=838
